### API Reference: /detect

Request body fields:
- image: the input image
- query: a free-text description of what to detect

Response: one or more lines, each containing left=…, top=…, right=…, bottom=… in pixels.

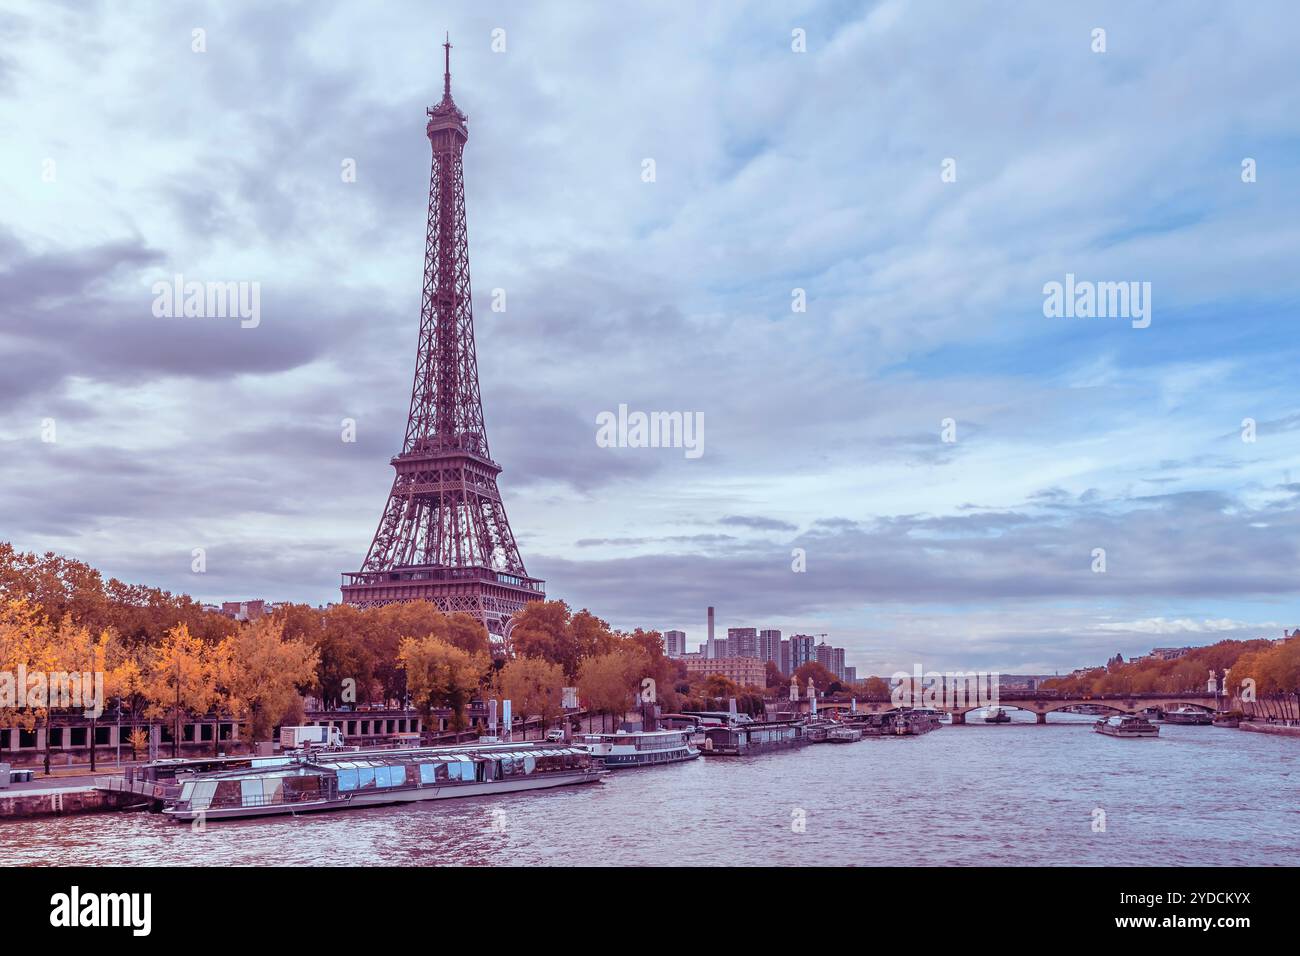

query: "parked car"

left=545, top=728, right=565, bottom=742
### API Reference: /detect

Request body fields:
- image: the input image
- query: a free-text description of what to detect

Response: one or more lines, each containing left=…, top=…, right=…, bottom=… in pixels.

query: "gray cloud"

left=1, top=0, right=1298, bottom=678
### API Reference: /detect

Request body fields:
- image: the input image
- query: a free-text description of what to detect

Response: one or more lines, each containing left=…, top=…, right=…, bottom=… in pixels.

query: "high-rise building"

left=790, top=634, right=815, bottom=671
left=706, top=606, right=716, bottom=659
left=728, top=627, right=758, bottom=658
left=816, top=642, right=835, bottom=672
left=664, top=629, right=686, bottom=658
left=832, top=647, right=846, bottom=681
left=779, top=639, right=791, bottom=675
left=758, top=629, right=781, bottom=662
left=844, top=666, right=857, bottom=683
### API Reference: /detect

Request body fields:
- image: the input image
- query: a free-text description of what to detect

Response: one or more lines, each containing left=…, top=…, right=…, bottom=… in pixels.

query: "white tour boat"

left=577, top=728, right=700, bottom=769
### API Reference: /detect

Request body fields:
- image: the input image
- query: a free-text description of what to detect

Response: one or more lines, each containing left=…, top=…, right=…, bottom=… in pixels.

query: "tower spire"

left=443, top=32, right=452, bottom=98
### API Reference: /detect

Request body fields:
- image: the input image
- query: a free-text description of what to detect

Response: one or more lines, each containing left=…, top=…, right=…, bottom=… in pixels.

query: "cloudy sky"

left=2, top=0, right=1298, bottom=676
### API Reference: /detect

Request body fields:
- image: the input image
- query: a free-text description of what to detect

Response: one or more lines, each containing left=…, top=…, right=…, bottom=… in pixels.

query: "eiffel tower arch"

left=341, top=38, right=544, bottom=641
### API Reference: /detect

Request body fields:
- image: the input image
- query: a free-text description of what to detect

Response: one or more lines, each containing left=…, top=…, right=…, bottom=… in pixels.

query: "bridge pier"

left=1036, top=712, right=1046, bottom=725
left=951, top=712, right=965, bottom=725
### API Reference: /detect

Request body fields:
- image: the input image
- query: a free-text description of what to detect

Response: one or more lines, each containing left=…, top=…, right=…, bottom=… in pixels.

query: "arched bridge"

left=813, top=692, right=1220, bottom=724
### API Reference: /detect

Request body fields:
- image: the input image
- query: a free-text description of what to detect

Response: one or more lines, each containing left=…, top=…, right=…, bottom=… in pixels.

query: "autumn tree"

left=268, top=603, right=325, bottom=646
left=313, top=603, right=490, bottom=709
left=570, top=608, right=618, bottom=661
left=0, top=544, right=234, bottom=647
left=398, top=635, right=489, bottom=730
left=53, top=619, right=113, bottom=771
left=509, top=600, right=582, bottom=678
left=315, top=604, right=380, bottom=708
left=577, top=647, right=644, bottom=732
left=793, top=661, right=837, bottom=693
left=127, top=726, right=148, bottom=761
left=497, top=657, right=565, bottom=739
left=861, top=676, right=891, bottom=699
left=143, top=623, right=223, bottom=757
left=701, top=673, right=740, bottom=701
left=218, top=617, right=320, bottom=750
left=0, top=599, right=57, bottom=770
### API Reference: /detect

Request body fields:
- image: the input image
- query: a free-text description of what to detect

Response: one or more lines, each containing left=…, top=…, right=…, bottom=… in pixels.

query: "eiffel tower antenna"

left=443, top=31, right=452, bottom=97
left=342, top=44, right=544, bottom=644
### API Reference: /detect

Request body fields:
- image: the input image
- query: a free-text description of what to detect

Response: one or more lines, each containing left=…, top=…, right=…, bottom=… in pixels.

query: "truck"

left=279, top=725, right=345, bottom=750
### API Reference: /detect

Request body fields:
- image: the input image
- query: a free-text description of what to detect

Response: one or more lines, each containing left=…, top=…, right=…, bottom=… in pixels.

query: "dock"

left=0, top=775, right=155, bottom=820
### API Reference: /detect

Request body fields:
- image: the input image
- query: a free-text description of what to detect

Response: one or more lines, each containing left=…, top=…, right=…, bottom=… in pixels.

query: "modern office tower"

left=790, top=634, right=815, bottom=671
left=758, top=629, right=781, bottom=662
left=844, top=666, right=857, bottom=683
left=664, top=629, right=686, bottom=658
left=816, top=642, right=835, bottom=671
left=779, top=639, right=791, bottom=675
left=832, top=647, right=846, bottom=681
left=706, top=606, right=716, bottom=658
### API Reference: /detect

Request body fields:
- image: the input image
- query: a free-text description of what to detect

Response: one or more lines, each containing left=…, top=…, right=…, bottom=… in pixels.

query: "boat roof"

left=181, top=747, right=590, bottom=781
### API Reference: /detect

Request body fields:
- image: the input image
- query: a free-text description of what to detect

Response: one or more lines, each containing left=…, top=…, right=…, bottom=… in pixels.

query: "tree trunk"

left=89, top=716, right=97, bottom=773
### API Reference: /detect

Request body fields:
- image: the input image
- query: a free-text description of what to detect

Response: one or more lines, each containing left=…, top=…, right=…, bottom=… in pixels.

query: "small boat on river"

left=577, top=729, right=699, bottom=769
left=1093, top=714, right=1159, bottom=738
left=1163, top=706, right=1213, bottom=725
left=984, top=706, right=1011, bottom=724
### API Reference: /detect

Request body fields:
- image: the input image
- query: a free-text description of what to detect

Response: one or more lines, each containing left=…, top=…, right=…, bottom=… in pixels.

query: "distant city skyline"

left=2, top=2, right=1299, bottom=679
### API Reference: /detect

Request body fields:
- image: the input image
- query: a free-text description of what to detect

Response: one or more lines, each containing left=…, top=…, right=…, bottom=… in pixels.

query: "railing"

left=341, top=566, right=544, bottom=589
left=192, top=790, right=326, bottom=811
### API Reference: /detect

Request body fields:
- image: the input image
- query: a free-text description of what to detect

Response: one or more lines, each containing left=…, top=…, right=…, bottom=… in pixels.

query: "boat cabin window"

left=189, top=780, right=217, bottom=810
left=419, top=762, right=448, bottom=784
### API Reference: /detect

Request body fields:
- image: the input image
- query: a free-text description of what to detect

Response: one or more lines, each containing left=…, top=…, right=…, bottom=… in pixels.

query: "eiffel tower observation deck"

left=341, top=37, right=545, bottom=640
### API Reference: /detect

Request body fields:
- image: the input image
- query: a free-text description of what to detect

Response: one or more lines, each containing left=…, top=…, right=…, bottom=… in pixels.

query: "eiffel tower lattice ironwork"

left=341, top=37, right=544, bottom=638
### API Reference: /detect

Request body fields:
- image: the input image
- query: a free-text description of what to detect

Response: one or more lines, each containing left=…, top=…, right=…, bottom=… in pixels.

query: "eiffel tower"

left=341, top=37, right=544, bottom=640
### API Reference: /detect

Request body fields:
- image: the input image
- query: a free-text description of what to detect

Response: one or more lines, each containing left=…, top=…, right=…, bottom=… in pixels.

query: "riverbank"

left=0, top=784, right=134, bottom=820
left=1239, top=721, right=1300, bottom=738
left=0, top=769, right=143, bottom=820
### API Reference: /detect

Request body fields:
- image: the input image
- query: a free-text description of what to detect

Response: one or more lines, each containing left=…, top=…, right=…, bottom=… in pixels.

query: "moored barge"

left=700, top=719, right=813, bottom=756
left=163, top=742, right=604, bottom=822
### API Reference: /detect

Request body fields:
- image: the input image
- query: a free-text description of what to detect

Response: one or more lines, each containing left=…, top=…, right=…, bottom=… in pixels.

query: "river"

left=4, top=713, right=1297, bottom=866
